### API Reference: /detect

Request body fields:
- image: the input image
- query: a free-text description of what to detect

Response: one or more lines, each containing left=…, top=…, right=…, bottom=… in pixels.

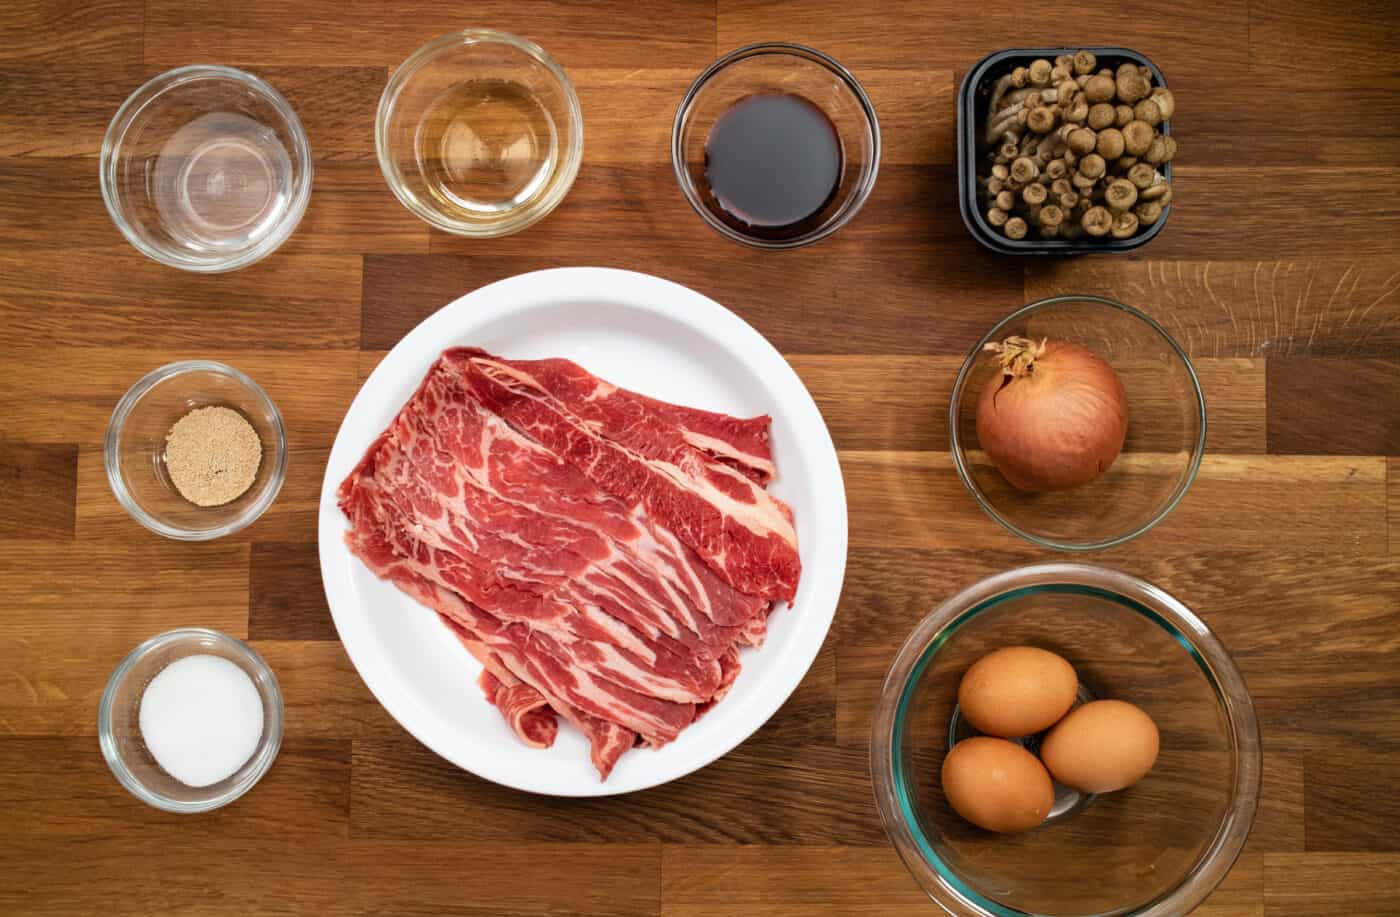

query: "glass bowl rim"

left=103, top=359, right=288, bottom=541
left=97, top=627, right=284, bottom=814
left=948, top=294, right=1208, bottom=551
left=870, top=562, right=1262, bottom=917
left=373, top=28, right=585, bottom=238
left=670, top=41, right=882, bottom=250
left=99, top=64, right=314, bottom=274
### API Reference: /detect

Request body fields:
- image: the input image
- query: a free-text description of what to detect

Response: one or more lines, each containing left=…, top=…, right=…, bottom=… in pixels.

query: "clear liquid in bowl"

left=151, top=111, right=295, bottom=254
left=413, top=79, right=559, bottom=218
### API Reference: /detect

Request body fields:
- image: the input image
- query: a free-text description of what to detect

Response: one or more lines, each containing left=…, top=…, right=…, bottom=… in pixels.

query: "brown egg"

left=957, top=646, right=1078, bottom=738
left=941, top=736, right=1055, bottom=833
left=1040, top=699, right=1160, bottom=793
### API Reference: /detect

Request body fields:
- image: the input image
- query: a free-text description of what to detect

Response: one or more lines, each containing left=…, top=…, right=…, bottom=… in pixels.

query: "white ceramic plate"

left=318, top=267, right=847, bottom=796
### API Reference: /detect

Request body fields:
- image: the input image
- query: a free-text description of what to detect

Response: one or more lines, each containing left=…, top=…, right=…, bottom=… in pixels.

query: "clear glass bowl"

left=100, top=65, right=313, bottom=272
left=105, top=360, right=287, bottom=540
left=672, top=42, right=881, bottom=249
left=949, top=296, right=1206, bottom=550
left=376, top=29, right=584, bottom=238
left=99, top=628, right=283, bottom=813
left=871, top=563, right=1261, bottom=916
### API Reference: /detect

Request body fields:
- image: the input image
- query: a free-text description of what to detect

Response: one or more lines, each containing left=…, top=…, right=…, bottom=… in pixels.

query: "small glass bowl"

left=100, top=65, right=313, bottom=272
left=376, top=30, right=584, bottom=238
left=871, top=563, right=1261, bottom=916
left=950, top=295, right=1206, bottom=550
left=99, top=628, right=283, bottom=813
left=105, top=360, right=287, bottom=540
left=672, top=42, right=881, bottom=249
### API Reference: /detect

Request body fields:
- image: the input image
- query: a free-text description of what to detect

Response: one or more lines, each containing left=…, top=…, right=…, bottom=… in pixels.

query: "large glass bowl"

left=871, top=564, right=1260, bottom=916
left=376, top=29, right=583, bottom=238
left=672, top=42, right=880, bottom=249
left=950, top=296, right=1206, bottom=550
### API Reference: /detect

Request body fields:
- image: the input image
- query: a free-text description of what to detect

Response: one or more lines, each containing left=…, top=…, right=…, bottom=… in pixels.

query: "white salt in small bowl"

left=99, top=628, right=282, bottom=813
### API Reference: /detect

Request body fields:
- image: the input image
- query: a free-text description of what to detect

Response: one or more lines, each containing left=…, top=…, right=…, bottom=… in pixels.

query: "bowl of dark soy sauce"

left=673, top=43, right=880, bottom=249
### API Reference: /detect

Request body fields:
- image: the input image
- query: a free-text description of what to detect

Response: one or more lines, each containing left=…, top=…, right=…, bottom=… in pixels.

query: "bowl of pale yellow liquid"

left=376, top=30, right=583, bottom=237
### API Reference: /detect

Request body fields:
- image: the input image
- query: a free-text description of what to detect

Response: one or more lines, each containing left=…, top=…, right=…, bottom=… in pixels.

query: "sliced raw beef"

left=445, top=348, right=801, bottom=602
left=338, top=348, right=802, bottom=779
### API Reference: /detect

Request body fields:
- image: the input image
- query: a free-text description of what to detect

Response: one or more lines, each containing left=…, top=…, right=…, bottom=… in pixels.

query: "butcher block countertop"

left=4, top=1, right=1400, bottom=914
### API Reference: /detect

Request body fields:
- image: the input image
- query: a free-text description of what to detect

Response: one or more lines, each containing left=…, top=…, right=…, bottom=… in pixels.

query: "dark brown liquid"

left=703, top=93, right=844, bottom=239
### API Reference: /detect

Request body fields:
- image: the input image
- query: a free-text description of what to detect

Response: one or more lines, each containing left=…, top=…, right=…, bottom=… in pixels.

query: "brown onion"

left=975, top=336, right=1128, bottom=492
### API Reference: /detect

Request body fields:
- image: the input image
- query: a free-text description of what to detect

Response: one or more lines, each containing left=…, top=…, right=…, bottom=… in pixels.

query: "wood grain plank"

left=364, top=193, right=1023, bottom=356
left=249, top=543, right=333, bottom=641
left=0, top=63, right=147, bottom=156
left=0, top=737, right=349, bottom=838
left=421, top=161, right=969, bottom=257
left=249, top=66, right=388, bottom=159
left=1303, top=737, right=1400, bottom=853
left=1262, top=853, right=1400, bottom=916
left=842, top=452, right=1387, bottom=552
left=717, top=0, right=1249, bottom=78
left=1266, top=358, right=1400, bottom=455
left=352, top=728, right=878, bottom=845
left=282, top=161, right=430, bottom=255
left=0, top=251, right=361, bottom=349
left=144, top=0, right=718, bottom=69
left=0, top=443, right=77, bottom=540
left=1196, top=852, right=1264, bottom=917
left=349, top=841, right=662, bottom=917
left=1391, top=457, right=1398, bottom=554
left=660, top=845, right=929, bottom=916
left=1026, top=259, right=1400, bottom=359
left=569, top=68, right=953, bottom=165
left=0, top=348, right=359, bottom=447
left=1249, top=0, right=1400, bottom=75
left=0, top=835, right=356, bottom=917
left=75, top=445, right=327, bottom=544
left=249, top=641, right=401, bottom=739
left=790, top=355, right=1264, bottom=454
left=0, top=0, right=142, bottom=65
left=0, top=541, right=249, bottom=734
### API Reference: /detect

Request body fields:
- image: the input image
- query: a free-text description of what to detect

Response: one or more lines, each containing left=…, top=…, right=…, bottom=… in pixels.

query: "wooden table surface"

left=4, top=1, right=1400, bottom=914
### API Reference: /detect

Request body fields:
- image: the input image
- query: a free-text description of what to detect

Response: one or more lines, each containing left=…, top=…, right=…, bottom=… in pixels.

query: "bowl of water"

left=375, top=30, right=584, bottom=238
left=100, top=66, right=313, bottom=273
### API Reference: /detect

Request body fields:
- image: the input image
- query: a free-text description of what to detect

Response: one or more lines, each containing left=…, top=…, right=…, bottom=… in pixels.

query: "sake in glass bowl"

left=871, top=563, right=1261, bottom=916
left=672, top=42, right=880, bottom=249
left=99, top=628, right=283, bottom=813
left=105, top=360, right=287, bottom=540
left=949, top=295, right=1206, bottom=551
left=376, top=29, right=584, bottom=238
left=100, top=66, right=312, bottom=272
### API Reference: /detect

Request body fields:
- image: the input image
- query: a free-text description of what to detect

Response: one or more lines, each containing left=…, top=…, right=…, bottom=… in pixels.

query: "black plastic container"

left=957, top=46, right=1172, bottom=255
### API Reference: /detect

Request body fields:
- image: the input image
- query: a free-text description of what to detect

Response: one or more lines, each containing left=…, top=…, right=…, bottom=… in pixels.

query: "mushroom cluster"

left=978, top=51, right=1175, bottom=242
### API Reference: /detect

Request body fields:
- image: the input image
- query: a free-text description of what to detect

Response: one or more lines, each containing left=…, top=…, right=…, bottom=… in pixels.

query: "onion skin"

left=975, top=337, right=1128, bottom=492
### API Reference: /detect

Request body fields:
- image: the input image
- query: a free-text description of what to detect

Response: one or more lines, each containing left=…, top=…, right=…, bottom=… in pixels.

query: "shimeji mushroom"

left=995, top=190, right=1016, bottom=211
left=1078, top=152, right=1107, bottom=179
left=987, top=207, right=1010, bottom=227
left=1028, top=58, right=1053, bottom=86
left=1087, top=103, right=1116, bottom=130
left=1022, top=182, right=1048, bottom=205
left=1143, top=134, right=1177, bottom=165
left=1115, top=63, right=1150, bottom=102
left=1116, top=155, right=1139, bottom=172
left=1133, top=98, right=1163, bottom=126
left=1127, top=162, right=1157, bottom=189
left=1081, top=205, right=1113, bottom=236
left=1045, top=159, right=1068, bottom=180
left=1004, top=216, right=1029, bottom=239
left=1122, top=120, right=1154, bottom=156
left=1111, top=210, right=1140, bottom=239
left=1059, top=190, right=1080, bottom=210
left=1104, top=178, right=1139, bottom=211
left=1149, top=87, right=1175, bottom=119
left=1010, top=156, right=1040, bottom=183
left=1073, top=50, right=1097, bottom=75
left=1068, top=127, right=1098, bottom=155
left=1096, top=127, right=1126, bottom=159
left=1134, top=199, right=1164, bottom=225
left=1084, top=74, right=1116, bottom=102
left=1114, top=104, right=1134, bottom=127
